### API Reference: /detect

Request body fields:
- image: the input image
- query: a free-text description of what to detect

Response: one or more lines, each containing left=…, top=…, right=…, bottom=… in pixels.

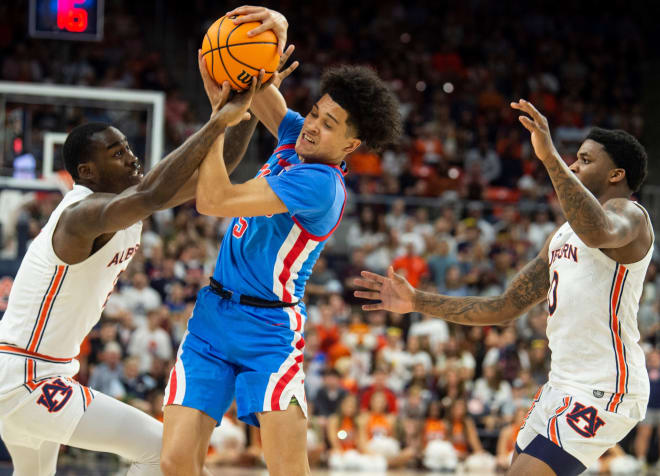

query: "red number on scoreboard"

left=57, top=0, right=88, bottom=33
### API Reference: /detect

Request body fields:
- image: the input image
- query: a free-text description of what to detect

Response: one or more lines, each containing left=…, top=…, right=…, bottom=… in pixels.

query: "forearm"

left=224, top=115, right=258, bottom=174
left=412, top=292, right=512, bottom=326
left=250, top=85, right=287, bottom=137
left=412, top=255, right=549, bottom=326
left=196, top=132, right=231, bottom=209
left=137, top=118, right=225, bottom=207
left=542, top=154, right=610, bottom=244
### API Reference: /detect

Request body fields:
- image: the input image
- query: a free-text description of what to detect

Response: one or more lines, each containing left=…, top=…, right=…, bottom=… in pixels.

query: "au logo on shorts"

left=36, top=378, right=73, bottom=413
left=566, top=402, right=606, bottom=438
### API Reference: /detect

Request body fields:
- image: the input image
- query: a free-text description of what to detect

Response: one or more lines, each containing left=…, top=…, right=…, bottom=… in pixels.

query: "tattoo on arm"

left=223, top=116, right=259, bottom=175
left=413, top=256, right=549, bottom=325
left=543, top=158, right=609, bottom=242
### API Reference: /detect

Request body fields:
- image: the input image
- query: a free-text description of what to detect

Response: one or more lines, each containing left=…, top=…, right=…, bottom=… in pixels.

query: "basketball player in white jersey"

left=355, top=99, right=652, bottom=476
left=0, top=82, right=258, bottom=475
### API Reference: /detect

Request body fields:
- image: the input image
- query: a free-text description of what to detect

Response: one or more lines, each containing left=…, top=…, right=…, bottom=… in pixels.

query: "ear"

left=343, top=137, right=361, bottom=155
left=77, top=161, right=95, bottom=181
left=609, top=168, right=626, bottom=185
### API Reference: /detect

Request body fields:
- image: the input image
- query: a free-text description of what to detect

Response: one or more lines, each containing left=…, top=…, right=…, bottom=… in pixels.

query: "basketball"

left=201, top=15, right=280, bottom=91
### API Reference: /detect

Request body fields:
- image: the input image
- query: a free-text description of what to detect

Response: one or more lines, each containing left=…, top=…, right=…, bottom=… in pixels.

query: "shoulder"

left=604, top=198, right=646, bottom=221
left=277, top=109, right=305, bottom=141
left=58, top=192, right=115, bottom=234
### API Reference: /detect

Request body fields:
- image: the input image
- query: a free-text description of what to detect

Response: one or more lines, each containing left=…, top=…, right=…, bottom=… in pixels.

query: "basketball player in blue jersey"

left=159, top=7, right=402, bottom=476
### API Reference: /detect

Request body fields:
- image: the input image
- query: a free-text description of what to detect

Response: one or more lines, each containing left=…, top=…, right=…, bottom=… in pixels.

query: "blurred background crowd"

left=0, top=0, right=658, bottom=473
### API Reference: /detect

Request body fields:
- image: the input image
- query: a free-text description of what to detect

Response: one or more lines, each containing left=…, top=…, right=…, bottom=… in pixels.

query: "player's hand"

left=511, top=99, right=560, bottom=163
left=353, top=266, right=415, bottom=314
left=225, top=5, right=288, bottom=55
left=212, top=70, right=265, bottom=127
left=264, top=44, right=299, bottom=90
left=198, top=48, right=225, bottom=111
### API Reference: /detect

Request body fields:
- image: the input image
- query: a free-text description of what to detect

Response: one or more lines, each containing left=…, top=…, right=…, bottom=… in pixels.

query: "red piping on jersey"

left=274, top=143, right=296, bottom=154
left=0, top=344, right=73, bottom=363
left=270, top=336, right=305, bottom=410
left=291, top=171, right=347, bottom=242
left=28, top=265, right=67, bottom=352
left=277, top=233, right=312, bottom=303
left=167, top=365, right=178, bottom=405
left=549, top=397, right=571, bottom=446
left=607, top=264, right=628, bottom=412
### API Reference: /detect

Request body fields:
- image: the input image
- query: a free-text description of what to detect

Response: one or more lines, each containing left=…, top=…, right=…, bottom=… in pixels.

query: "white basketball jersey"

left=0, top=185, right=141, bottom=366
left=546, top=203, right=653, bottom=410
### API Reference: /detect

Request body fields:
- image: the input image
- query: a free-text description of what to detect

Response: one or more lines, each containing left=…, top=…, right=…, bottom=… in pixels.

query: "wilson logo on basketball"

left=237, top=70, right=252, bottom=84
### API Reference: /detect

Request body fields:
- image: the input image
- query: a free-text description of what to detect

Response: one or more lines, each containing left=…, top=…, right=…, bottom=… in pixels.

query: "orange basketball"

left=201, top=15, right=280, bottom=91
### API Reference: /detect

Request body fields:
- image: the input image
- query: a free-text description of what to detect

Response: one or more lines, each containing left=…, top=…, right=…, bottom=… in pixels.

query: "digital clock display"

left=29, top=0, right=104, bottom=41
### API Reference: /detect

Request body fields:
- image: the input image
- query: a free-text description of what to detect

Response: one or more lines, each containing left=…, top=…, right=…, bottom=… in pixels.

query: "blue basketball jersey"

left=212, top=109, right=347, bottom=303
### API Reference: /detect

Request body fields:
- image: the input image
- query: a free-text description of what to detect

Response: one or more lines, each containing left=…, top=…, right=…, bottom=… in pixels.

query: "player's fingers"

left=253, top=69, right=265, bottom=93
left=233, top=12, right=268, bottom=25
left=226, top=6, right=261, bottom=18
left=360, top=270, right=387, bottom=283
left=353, top=277, right=382, bottom=291
left=519, top=99, right=546, bottom=125
left=277, top=34, right=287, bottom=56
left=197, top=49, right=206, bottom=74
left=518, top=115, right=537, bottom=132
left=278, top=61, right=299, bottom=82
left=245, top=22, right=271, bottom=37
left=362, top=303, right=384, bottom=311
left=242, top=112, right=251, bottom=122
left=354, top=290, right=381, bottom=300
left=219, top=81, right=231, bottom=105
left=278, top=45, right=296, bottom=71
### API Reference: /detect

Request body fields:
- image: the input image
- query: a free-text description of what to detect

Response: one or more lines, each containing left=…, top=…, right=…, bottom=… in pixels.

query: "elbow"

left=195, top=188, right=225, bottom=216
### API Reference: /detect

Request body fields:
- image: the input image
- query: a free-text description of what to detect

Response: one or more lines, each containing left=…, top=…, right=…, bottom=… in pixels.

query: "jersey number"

left=232, top=217, right=248, bottom=238
left=548, top=271, right=559, bottom=316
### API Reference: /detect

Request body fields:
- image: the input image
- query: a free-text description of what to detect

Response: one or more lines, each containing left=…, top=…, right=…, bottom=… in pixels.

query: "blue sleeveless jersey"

left=212, top=109, right=347, bottom=303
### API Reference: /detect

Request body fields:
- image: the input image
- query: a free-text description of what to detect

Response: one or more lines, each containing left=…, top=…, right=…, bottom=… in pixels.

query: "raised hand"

left=267, top=44, right=299, bottom=89
left=353, top=266, right=415, bottom=314
left=225, top=5, right=288, bottom=55
left=216, top=70, right=264, bottom=127
left=511, top=99, right=560, bottom=163
left=198, top=49, right=263, bottom=126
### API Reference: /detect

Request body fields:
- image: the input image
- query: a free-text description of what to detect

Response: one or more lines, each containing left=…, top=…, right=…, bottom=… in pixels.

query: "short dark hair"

left=585, top=127, right=648, bottom=192
left=62, top=122, right=110, bottom=180
left=320, top=65, right=402, bottom=152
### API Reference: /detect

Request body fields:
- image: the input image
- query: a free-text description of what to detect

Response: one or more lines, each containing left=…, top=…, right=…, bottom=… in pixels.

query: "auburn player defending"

left=0, top=86, right=257, bottom=474
left=159, top=6, right=402, bottom=476
left=356, top=99, right=651, bottom=476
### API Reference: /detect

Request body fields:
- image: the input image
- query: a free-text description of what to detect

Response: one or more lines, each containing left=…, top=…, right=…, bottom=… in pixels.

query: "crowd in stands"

left=0, top=0, right=656, bottom=473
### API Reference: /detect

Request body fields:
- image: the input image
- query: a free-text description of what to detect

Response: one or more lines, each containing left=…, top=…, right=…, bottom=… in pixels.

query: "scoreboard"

left=29, top=0, right=104, bottom=41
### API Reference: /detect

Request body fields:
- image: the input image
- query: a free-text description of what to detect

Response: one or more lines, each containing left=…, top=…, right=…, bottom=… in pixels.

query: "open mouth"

left=302, top=132, right=316, bottom=145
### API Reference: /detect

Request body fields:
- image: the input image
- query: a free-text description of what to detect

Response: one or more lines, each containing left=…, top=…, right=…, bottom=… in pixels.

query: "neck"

left=299, top=153, right=344, bottom=166
left=597, top=186, right=631, bottom=204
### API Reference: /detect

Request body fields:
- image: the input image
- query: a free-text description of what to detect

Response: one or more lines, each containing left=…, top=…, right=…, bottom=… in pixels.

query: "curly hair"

left=63, top=122, right=110, bottom=180
left=585, top=127, right=648, bottom=192
left=320, top=65, right=402, bottom=152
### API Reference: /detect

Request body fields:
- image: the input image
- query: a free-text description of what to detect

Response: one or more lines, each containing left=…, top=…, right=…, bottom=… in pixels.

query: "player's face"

left=295, top=94, right=361, bottom=163
left=570, top=139, right=619, bottom=198
left=85, top=127, right=143, bottom=193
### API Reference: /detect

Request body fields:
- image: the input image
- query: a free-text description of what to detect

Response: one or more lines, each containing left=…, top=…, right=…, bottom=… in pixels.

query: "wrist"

left=411, top=288, right=420, bottom=313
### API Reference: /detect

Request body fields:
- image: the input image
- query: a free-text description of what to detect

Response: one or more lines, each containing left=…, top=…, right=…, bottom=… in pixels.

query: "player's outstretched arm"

left=511, top=99, right=646, bottom=249
left=227, top=6, right=299, bottom=138
left=354, top=235, right=552, bottom=326
left=58, top=94, right=242, bottom=245
left=139, top=116, right=259, bottom=210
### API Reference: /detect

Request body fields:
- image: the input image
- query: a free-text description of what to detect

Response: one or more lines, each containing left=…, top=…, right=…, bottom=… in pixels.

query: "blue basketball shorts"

left=164, top=286, right=307, bottom=427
